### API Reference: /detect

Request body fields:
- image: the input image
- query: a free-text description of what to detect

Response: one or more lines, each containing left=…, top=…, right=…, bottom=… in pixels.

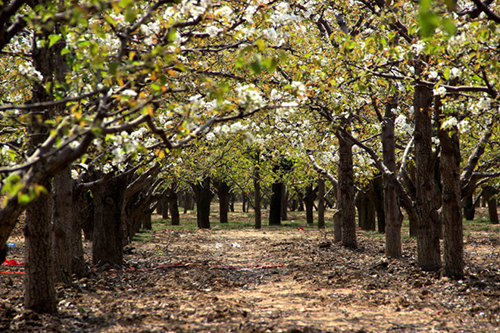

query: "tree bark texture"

left=463, top=194, right=475, bottom=221
left=414, top=63, right=442, bottom=271
left=92, top=177, right=127, bottom=268
left=214, top=179, right=230, bottom=224
left=337, top=126, right=357, bottom=249
left=168, top=190, right=180, bottom=226
left=372, top=175, right=386, bottom=233
left=192, top=177, right=212, bottom=229
left=269, top=182, right=283, bottom=225
left=482, top=186, right=499, bottom=224
left=52, top=167, right=76, bottom=285
left=304, top=184, right=315, bottom=225
left=24, top=186, right=57, bottom=314
left=383, top=97, right=403, bottom=258
left=437, top=96, right=464, bottom=278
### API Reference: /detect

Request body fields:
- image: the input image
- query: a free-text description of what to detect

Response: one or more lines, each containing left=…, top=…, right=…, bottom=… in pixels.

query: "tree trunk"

left=24, top=185, right=57, bottom=314
left=142, top=211, right=152, bottom=230
left=23, top=24, right=67, bottom=313
left=337, top=124, right=357, bottom=249
left=159, top=195, right=169, bottom=219
left=269, top=182, right=283, bottom=225
left=80, top=190, right=94, bottom=241
left=304, top=184, right=315, bottom=225
left=192, top=177, right=212, bottom=229
left=463, top=194, right=475, bottom=221
left=230, top=193, right=235, bottom=212
left=333, top=210, right=342, bottom=242
left=437, top=96, right=464, bottom=278
left=52, top=167, right=78, bottom=285
left=356, top=190, right=376, bottom=231
left=214, top=180, right=230, bottom=224
left=168, top=190, right=180, bottom=226
left=297, top=193, right=304, bottom=211
left=318, top=178, right=326, bottom=229
left=383, top=96, right=403, bottom=258
left=372, top=175, right=386, bottom=234
left=183, top=191, right=194, bottom=214
left=414, top=61, right=441, bottom=271
left=93, top=177, right=126, bottom=268
left=488, top=197, right=499, bottom=224
left=254, top=167, right=262, bottom=229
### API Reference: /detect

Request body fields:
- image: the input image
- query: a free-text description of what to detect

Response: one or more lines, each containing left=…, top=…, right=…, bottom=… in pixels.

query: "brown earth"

left=1, top=207, right=500, bottom=332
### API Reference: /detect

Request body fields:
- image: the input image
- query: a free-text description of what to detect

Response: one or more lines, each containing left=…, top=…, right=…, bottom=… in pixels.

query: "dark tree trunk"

left=92, top=177, right=126, bottom=268
left=383, top=97, right=403, bottom=258
left=70, top=190, right=87, bottom=278
left=23, top=24, right=69, bottom=313
left=269, top=182, right=283, bottom=225
left=333, top=210, right=342, bottom=242
left=214, top=180, right=230, bottom=224
left=281, top=185, right=288, bottom=221
left=482, top=186, right=500, bottom=224
left=463, top=194, right=475, bottom=221
left=297, top=193, right=304, bottom=211
left=242, top=192, right=248, bottom=213
left=52, top=167, right=79, bottom=285
left=254, top=167, right=262, bottom=229
left=24, top=185, right=57, bottom=314
left=168, top=190, right=180, bottom=226
left=80, top=190, right=94, bottom=241
left=192, top=177, right=212, bottom=229
left=337, top=124, right=357, bottom=249
left=488, top=197, right=499, bottom=224
left=414, top=62, right=441, bottom=271
left=318, top=178, right=326, bottom=229
left=230, top=193, right=235, bottom=212
left=304, top=185, right=315, bottom=225
left=159, top=195, right=169, bottom=219
left=183, top=191, right=194, bottom=214
left=437, top=96, right=464, bottom=279
left=142, top=210, right=152, bottom=230
left=356, top=191, right=376, bottom=231
left=371, top=175, right=386, bottom=233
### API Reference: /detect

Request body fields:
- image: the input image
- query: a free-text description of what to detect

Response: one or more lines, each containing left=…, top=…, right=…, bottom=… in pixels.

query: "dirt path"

left=1, top=222, right=500, bottom=332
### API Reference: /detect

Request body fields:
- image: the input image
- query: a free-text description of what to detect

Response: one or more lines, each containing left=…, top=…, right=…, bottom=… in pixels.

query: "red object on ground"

left=298, top=227, right=305, bottom=231
left=2, top=259, right=24, bottom=266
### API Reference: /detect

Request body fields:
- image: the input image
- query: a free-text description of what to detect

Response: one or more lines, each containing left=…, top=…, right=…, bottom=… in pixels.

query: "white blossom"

left=458, top=120, right=470, bottom=132
left=450, top=67, right=461, bottom=79
left=205, top=25, right=222, bottom=37
left=121, top=89, right=137, bottom=97
left=205, top=132, right=216, bottom=141
left=236, top=84, right=264, bottom=111
left=441, top=117, right=458, bottom=130
left=433, top=86, right=447, bottom=96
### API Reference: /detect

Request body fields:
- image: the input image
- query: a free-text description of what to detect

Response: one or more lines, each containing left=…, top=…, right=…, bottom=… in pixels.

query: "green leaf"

left=441, top=17, right=456, bottom=37
left=250, top=61, right=262, bottom=74
left=118, top=0, right=134, bottom=8
left=124, top=8, right=137, bottom=22
left=48, top=34, right=62, bottom=48
left=443, top=67, right=450, bottom=80
left=255, top=39, right=266, bottom=52
left=109, top=61, right=119, bottom=75
left=235, top=57, right=246, bottom=69
left=419, top=11, right=440, bottom=37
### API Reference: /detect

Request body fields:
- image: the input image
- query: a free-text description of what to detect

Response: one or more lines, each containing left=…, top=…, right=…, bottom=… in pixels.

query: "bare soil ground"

left=1, top=207, right=500, bottom=332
